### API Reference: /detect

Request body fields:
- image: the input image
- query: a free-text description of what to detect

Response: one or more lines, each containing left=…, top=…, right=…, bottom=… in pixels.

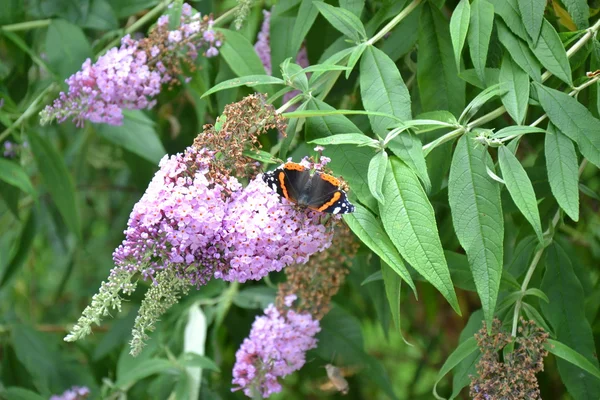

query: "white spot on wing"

left=333, top=207, right=341, bottom=214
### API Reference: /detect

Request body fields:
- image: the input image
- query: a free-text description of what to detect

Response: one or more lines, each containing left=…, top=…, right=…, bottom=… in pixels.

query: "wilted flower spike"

left=232, top=302, right=320, bottom=397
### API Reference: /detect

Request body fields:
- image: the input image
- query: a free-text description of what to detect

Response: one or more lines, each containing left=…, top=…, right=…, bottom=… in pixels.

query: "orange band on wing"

left=317, top=191, right=341, bottom=212
left=320, top=173, right=341, bottom=187
left=284, top=162, right=305, bottom=171
left=278, top=171, right=290, bottom=200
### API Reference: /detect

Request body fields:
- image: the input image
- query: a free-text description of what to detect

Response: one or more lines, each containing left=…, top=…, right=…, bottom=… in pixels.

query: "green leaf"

left=496, top=20, right=542, bottom=82
left=433, top=337, right=479, bottom=400
left=517, top=0, right=545, bottom=43
left=180, top=353, right=220, bottom=372
left=317, top=307, right=398, bottom=400
left=386, top=132, right=431, bottom=193
left=0, top=210, right=36, bottom=289
left=535, top=83, right=600, bottom=168
left=448, top=134, right=503, bottom=327
left=309, top=133, right=376, bottom=146
left=545, top=123, right=579, bottom=221
left=290, top=0, right=319, bottom=55
left=498, top=146, right=543, bottom=242
left=499, top=54, right=529, bottom=124
left=341, top=0, right=365, bottom=16
left=82, top=0, right=118, bottom=30
left=418, top=3, right=465, bottom=116
left=381, top=262, right=401, bottom=332
left=546, top=339, right=600, bottom=381
left=451, top=310, right=484, bottom=399
left=491, top=126, right=545, bottom=139
left=561, top=0, right=589, bottom=29
left=28, top=131, right=81, bottom=240
left=345, top=43, right=367, bottom=78
left=45, top=19, right=92, bottom=79
left=343, top=204, right=416, bottom=294
left=115, top=359, right=177, bottom=389
left=541, top=243, right=600, bottom=398
left=360, top=46, right=412, bottom=135
left=96, top=110, right=166, bottom=164
left=280, top=101, right=307, bottom=159
left=216, top=29, right=266, bottom=77
left=201, top=75, right=285, bottom=98
left=233, top=286, right=276, bottom=309
left=524, top=288, right=550, bottom=303
left=459, top=83, right=507, bottom=124
left=467, top=0, right=495, bottom=84
left=530, top=19, right=573, bottom=86
left=368, top=151, right=388, bottom=203
left=380, top=157, right=460, bottom=313
left=314, top=2, right=367, bottom=43
left=361, top=270, right=383, bottom=285
left=449, top=0, right=470, bottom=71
left=3, top=387, right=46, bottom=400
left=0, top=159, right=36, bottom=198
left=489, top=0, right=529, bottom=41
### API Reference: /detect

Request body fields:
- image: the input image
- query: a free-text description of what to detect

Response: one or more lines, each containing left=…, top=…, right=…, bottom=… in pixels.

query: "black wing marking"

left=305, top=172, right=355, bottom=214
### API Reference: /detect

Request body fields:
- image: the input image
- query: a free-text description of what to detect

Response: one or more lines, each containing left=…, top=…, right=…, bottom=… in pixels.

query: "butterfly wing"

left=262, top=163, right=311, bottom=204
left=305, top=172, right=355, bottom=214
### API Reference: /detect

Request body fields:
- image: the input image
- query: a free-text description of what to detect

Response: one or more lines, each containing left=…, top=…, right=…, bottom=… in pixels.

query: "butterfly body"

left=262, top=162, right=355, bottom=214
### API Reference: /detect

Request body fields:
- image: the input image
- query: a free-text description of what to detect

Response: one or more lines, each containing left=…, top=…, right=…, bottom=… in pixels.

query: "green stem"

left=0, top=84, right=57, bottom=142
left=422, top=127, right=464, bottom=156
left=510, top=159, right=586, bottom=337
left=367, top=0, right=423, bottom=45
left=213, top=5, right=239, bottom=27
left=0, top=19, right=52, bottom=32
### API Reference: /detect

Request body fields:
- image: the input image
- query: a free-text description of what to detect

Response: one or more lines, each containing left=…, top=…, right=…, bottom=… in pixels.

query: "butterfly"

left=262, top=162, right=355, bottom=214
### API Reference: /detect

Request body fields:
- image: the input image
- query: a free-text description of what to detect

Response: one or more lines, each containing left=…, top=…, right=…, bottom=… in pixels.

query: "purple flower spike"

left=232, top=297, right=320, bottom=397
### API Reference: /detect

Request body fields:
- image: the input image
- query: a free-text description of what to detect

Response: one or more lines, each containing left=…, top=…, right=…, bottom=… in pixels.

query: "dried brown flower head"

left=470, top=318, right=549, bottom=400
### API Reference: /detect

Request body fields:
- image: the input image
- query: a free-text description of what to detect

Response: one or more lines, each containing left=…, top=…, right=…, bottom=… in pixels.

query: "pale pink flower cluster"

left=112, top=145, right=333, bottom=286
left=232, top=295, right=320, bottom=397
left=40, top=3, right=220, bottom=126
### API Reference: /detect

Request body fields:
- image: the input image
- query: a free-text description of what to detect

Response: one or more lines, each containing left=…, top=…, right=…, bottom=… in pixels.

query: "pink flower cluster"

left=50, top=386, right=90, bottom=400
left=232, top=295, right=320, bottom=397
left=112, top=146, right=333, bottom=286
left=217, top=178, right=330, bottom=283
left=43, top=36, right=162, bottom=127
left=40, top=3, right=220, bottom=127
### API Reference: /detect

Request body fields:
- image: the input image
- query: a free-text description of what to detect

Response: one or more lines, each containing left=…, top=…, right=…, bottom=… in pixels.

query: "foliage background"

left=0, top=0, right=600, bottom=399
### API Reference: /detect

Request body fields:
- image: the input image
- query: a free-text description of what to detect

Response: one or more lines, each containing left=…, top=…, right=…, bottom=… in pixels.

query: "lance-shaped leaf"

left=449, top=0, right=471, bottom=70
left=499, top=54, right=529, bottom=124
left=541, top=243, right=600, bottom=399
left=418, top=3, right=465, bottom=117
left=433, top=337, right=479, bottom=400
left=545, top=123, right=579, bottom=221
left=217, top=29, right=267, bottom=76
left=368, top=151, right=388, bottom=203
left=467, top=0, right=495, bottom=84
left=545, top=340, right=600, bottom=381
left=449, top=134, right=503, bottom=328
left=380, top=157, right=460, bottom=313
left=0, top=159, right=36, bottom=198
left=496, top=20, right=542, bottom=82
left=530, top=19, right=572, bottom=86
left=29, top=131, right=81, bottom=240
left=491, top=126, right=545, bottom=139
left=360, top=45, right=412, bottom=134
left=517, top=0, right=545, bottom=43
left=314, top=2, right=367, bottom=43
left=498, top=146, right=543, bottom=243
left=489, top=0, right=529, bottom=41
left=310, top=133, right=377, bottom=147
left=343, top=204, right=416, bottom=294
left=201, top=76, right=285, bottom=98
left=535, top=83, right=600, bottom=168
left=387, top=133, right=431, bottom=193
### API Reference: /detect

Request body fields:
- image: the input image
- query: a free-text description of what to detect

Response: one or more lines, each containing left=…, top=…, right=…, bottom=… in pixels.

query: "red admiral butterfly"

left=262, top=162, right=355, bottom=214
